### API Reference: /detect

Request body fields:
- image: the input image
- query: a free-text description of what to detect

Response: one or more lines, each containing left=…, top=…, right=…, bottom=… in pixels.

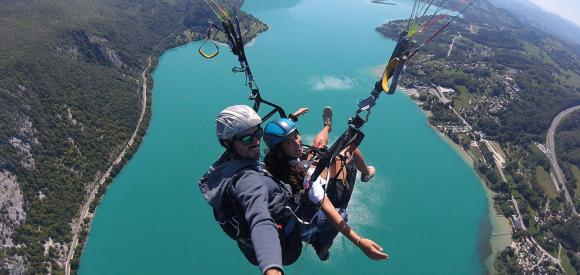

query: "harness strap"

left=200, top=7, right=287, bottom=119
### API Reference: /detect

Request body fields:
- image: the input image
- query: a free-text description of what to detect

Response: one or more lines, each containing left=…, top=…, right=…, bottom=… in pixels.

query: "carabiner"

left=198, top=25, right=219, bottom=59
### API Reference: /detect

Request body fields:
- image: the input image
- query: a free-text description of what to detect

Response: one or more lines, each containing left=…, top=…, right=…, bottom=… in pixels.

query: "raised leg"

left=312, top=106, right=333, bottom=148
left=352, top=148, right=375, bottom=182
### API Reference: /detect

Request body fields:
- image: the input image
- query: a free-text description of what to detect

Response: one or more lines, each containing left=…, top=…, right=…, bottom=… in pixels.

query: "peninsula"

left=377, top=0, right=580, bottom=273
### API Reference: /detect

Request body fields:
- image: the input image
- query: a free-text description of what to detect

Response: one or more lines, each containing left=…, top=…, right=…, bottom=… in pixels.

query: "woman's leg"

left=312, top=125, right=331, bottom=148
left=312, top=106, right=332, bottom=148
left=353, top=148, right=375, bottom=182
left=333, top=148, right=375, bottom=181
left=352, top=148, right=369, bottom=174
left=313, top=106, right=375, bottom=181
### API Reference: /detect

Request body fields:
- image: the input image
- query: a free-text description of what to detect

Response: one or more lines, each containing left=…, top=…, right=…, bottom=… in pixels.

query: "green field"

left=454, top=85, right=478, bottom=109
left=559, top=246, right=578, bottom=275
left=522, top=42, right=559, bottom=67
left=560, top=70, right=580, bottom=88
left=469, top=146, right=484, bottom=162
left=571, top=165, right=580, bottom=198
left=535, top=166, right=559, bottom=199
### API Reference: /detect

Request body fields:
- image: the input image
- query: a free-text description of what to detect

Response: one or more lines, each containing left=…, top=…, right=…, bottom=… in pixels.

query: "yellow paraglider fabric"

left=407, top=21, right=420, bottom=38
left=381, top=58, right=400, bottom=93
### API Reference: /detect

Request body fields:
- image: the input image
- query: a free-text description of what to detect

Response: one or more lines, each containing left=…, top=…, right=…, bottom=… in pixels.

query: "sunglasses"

left=234, top=127, right=264, bottom=146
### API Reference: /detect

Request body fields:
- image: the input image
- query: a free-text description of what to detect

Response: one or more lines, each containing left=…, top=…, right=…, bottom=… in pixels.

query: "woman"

left=263, top=107, right=384, bottom=261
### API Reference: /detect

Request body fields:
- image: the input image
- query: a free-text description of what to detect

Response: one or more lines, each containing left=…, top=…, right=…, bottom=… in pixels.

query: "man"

left=198, top=105, right=301, bottom=275
left=199, top=105, right=387, bottom=275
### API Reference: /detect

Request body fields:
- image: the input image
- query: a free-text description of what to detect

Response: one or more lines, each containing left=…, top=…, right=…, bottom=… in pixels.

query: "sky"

left=528, top=0, right=580, bottom=27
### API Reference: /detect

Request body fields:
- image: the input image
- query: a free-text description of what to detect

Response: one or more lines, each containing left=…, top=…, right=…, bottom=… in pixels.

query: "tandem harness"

left=295, top=145, right=359, bottom=222
left=198, top=158, right=303, bottom=265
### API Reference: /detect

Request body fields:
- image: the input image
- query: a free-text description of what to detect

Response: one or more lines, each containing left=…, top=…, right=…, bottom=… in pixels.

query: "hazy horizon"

left=528, top=0, right=580, bottom=27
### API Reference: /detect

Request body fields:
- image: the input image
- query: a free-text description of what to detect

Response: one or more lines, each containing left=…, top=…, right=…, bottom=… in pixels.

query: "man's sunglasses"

left=234, top=127, right=264, bottom=146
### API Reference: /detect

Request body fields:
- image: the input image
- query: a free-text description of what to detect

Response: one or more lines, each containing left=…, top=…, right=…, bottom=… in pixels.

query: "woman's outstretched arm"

left=319, top=197, right=389, bottom=260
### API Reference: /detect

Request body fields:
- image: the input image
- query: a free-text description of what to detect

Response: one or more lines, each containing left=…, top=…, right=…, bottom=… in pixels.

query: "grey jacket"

left=199, top=153, right=294, bottom=274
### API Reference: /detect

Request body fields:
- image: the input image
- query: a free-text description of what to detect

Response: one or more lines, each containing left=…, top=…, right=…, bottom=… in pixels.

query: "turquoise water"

left=79, top=0, right=488, bottom=274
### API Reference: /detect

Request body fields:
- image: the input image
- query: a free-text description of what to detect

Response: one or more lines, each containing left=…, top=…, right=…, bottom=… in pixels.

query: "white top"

left=305, top=166, right=327, bottom=205
left=289, top=158, right=328, bottom=205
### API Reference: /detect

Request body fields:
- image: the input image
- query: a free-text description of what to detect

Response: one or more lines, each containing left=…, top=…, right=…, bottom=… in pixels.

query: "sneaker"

left=313, top=244, right=330, bottom=261
left=361, top=166, right=376, bottom=182
left=322, top=106, right=332, bottom=132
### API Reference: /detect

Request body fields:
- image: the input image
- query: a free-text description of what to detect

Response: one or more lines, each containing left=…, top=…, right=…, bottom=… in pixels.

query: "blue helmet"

left=263, top=118, right=297, bottom=149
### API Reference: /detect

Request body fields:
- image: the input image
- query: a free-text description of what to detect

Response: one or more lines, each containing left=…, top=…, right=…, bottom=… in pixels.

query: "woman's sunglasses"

left=234, top=127, right=264, bottom=146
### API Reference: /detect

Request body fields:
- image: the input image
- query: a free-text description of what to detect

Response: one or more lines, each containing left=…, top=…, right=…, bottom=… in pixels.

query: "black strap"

left=309, top=118, right=365, bottom=186
left=218, top=13, right=287, bottom=119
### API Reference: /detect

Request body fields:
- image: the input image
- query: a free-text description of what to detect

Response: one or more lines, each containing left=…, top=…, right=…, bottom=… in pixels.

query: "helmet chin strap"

left=219, top=140, right=231, bottom=149
left=227, top=150, right=242, bottom=160
left=221, top=140, right=239, bottom=160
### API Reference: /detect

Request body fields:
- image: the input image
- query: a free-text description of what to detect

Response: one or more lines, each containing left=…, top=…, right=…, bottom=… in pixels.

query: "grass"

left=522, top=42, right=542, bottom=58
left=522, top=42, right=559, bottom=67
left=527, top=216, right=541, bottom=236
left=493, top=166, right=504, bottom=182
left=453, top=85, right=477, bottom=110
left=559, top=246, right=578, bottom=275
left=529, top=143, right=546, bottom=156
left=469, top=145, right=485, bottom=164
left=571, top=165, right=580, bottom=198
left=535, top=166, right=559, bottom=199
left=560, top=70, right=580, bottom=88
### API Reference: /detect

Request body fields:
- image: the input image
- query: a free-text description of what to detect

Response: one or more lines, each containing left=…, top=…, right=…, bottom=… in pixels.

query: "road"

left=511, top=195, right=526, bottom=230
left=545, top=105, right=580, bottom=216
left=447, top=32, right=461, bottom=57
left=528, top=236, right=560, bottom=267
left=64, top=56, right=151, bottom=275
left=449, top=105, right=472, bottom=130
left=512, top=196, right=562, bottom=269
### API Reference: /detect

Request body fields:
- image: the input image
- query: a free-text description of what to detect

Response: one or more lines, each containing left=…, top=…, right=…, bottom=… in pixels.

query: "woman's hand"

left=292, top=107, right=309, bottom=118
left=358, top=238, right=389, bottom=260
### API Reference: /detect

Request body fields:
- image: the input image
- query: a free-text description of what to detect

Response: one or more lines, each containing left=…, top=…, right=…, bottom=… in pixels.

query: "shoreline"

left=400, top=85, right=512, bottom=273
left=68, top=26, right=193, bottom=273
left=65, top=56, right=154, bottom=275
left=72, top=20, right=271, bottom=273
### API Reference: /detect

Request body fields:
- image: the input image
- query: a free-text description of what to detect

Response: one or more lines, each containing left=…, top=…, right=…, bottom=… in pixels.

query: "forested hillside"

left=556, top=111, right=580, bottom=206
left=0, top=0, right=265, bottom=273
left=378, top=0, right=580, bottom=273
left=379, top=1, right=580, bottom=143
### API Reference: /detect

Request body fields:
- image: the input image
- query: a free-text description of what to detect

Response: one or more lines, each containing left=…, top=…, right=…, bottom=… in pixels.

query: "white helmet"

left=216, top=105, right=262, bottom=142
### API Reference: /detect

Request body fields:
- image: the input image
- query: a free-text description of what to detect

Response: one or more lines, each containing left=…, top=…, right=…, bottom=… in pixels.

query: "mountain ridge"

left=487, top=0, right=580, bottom=45
left=0, top=0, right=266, bottom=273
